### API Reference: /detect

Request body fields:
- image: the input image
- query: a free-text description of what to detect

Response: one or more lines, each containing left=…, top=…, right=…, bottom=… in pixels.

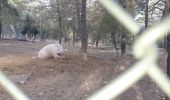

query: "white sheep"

left=32, top=43, right=66, bottom=59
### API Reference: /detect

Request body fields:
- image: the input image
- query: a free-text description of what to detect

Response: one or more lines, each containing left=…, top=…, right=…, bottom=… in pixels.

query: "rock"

left=103, top=81, right=108, bottom=85
left=50, top=68, right=54, bottom=71
left=95, top=69, right=99, bottom=72
left=18, top=81, right=25, bottom=85
left=38, top=92, right=44, bottom=96
left=9, top=73, right=32, bottom=85
left=50, top=88, right=55, bottom=91
left=86, top=87, right=90, bottom=90
left=85, top=82, right=88, bottom=86
left=84, top=94, right=89, bottom=97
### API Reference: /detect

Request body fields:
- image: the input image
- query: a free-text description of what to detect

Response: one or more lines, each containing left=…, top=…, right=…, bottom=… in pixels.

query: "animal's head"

left=56, top=49, right=67, bottom=56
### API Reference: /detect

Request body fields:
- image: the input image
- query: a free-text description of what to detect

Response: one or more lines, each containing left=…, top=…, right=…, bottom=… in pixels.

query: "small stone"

left=95, top=70, right=99, bottom=72
left=50, top=68, right=54, bottom=71
left=84, top=94, right=89, bottom=97
left=86, top=87, right=90, bottom=90
left=18, top=81, right=25, bottom=85
left=155, top=89, right=160, bottom=93
left=50, top=88, right=55, bottom=91
left=39, top=92, right=44, bottom=96
left=85, top=82, right=88, bottom=86
left=9, top=73, right=32, bottom=85
left=103, top=81, right=108, bottom=85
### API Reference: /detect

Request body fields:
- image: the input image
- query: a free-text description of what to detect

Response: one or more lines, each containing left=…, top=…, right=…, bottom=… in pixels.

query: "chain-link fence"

left=0, top=0, right=170, bottom=100
left=87, top=0, right=170, bottom=100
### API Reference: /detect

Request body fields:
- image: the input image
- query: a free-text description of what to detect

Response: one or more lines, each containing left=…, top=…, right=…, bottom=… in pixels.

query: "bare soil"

left=0, top=39, right=168, bottom=100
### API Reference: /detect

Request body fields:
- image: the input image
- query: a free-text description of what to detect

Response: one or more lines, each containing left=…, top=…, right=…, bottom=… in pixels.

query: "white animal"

left=32, top=43, right=66, bottom=59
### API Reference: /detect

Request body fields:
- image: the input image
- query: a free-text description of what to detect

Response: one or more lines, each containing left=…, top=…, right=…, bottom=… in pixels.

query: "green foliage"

left=97, top=11, right=123, bottom=40
left=21, top=14, right=39, bottom=37
left=99, top=13, right=118, bottom=32
left=1, top=0, right=20, bottom=22
left=40, top=29, right=49, bottom=41
left=0, top=0, right=20, bottom=38
left=5, top=2, right=20, bottom=17
left=30, top=26, right=39, bottom=35
left=22, top=14, right=33, bottom=33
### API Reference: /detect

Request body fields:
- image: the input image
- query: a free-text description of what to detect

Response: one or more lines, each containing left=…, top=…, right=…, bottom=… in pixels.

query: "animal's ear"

left=64, top=49, right=68, bottom=52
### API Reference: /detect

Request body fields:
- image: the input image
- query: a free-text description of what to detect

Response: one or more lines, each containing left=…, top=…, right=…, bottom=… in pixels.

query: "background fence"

left=0, top=0, right=170, bottom=100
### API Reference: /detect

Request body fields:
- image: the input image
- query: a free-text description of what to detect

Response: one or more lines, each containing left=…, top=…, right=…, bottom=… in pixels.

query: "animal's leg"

left=54, top=54, right=64, bottom=59
left=54, top=54, right=61, bottom=59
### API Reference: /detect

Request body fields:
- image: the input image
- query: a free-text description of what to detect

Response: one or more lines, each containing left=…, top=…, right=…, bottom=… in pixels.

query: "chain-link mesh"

left=0, top=71, right=30, bottom=100
left=0, top=0, right=170, bottom=100
left=87, top=0, right=170, bottom=100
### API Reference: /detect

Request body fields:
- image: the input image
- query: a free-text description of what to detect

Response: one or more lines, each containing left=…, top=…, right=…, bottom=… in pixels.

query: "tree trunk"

left=119, top=0, right=127, bottom=55
left=163, top=1, right=168, bottom=49
left=96, top=37, right=99, bottom=48
left=40, top=15, right=43, bottom=42
left=111, top=33, right=118, bottom=59
left=0, top=1, right=2, bottom=39
left=72, top=29, right=76, bottom=46
left=0, top=21, right=2, bottom=39
left=163, top=0, right=170, bottom=99
left=164, top=0, right=170, bottom=79
left=80, top=0, right=87, bottom=61
left=166, top=34, right=170, bottom=100
left=164, top=35, right=167, bottom=49
left=167, top=35, right=170, bottom=77
left=76, top=0, right=81, bottom=40
left=145, top=0, right=149, bottom=28
left=57, top=2, right=62, bottom=44
left=121, top=33, right=126, bottom=55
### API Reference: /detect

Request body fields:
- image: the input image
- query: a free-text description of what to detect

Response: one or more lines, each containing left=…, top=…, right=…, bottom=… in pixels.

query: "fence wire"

left=0, top=0, right=170, bottom=100
left=0, top=71, right=30, bottom=100
left=87, top=0, right=170, bottom=100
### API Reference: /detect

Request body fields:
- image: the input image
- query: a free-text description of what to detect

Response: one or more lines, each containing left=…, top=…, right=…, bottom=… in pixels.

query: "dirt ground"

left=0, top=39, right=168, bottom=100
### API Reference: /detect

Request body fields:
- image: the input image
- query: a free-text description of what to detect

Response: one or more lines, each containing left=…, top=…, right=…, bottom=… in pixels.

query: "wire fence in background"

left=0, top=0, right=170, bottom=100
left=87, top=0, right=170, bottom=100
